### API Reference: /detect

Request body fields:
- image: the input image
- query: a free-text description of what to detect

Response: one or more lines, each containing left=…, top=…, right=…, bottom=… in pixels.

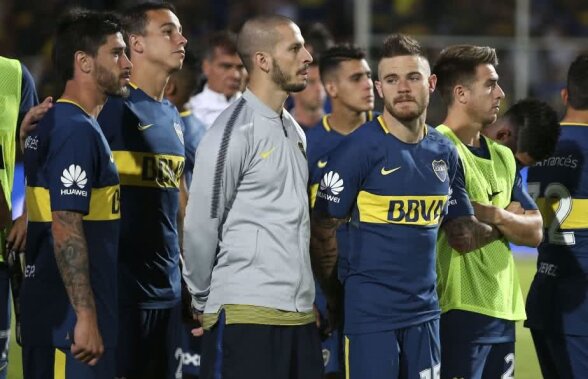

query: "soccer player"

left=0, top=55, right=38, bottom=379
left=433, top=45, right=543, bottom=379
left=483, top=98, right=560, bottom=167
left=182, top=14, right=323, bottom=379
left=310, top=34, right=495, bottom=379
left=96, top=3, right=187, bottom=378
left=187, top=31, right=245, bottom=129
left=291, top=62, right=326, bottom=130
left=305, top=43, right=374, bottom=377
left=21, top=9, right=130, bottom=378
left=525, top=54, right=588, bottom=378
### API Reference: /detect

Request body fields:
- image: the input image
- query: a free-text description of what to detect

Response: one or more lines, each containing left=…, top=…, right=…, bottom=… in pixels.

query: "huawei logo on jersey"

left=320, top=171, right=344, bottom=195
left=60, top=164, right=88, bottom=197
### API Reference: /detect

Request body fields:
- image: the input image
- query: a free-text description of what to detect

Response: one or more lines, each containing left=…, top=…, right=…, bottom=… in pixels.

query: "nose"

left=397, top=78, right=410, bottom=92
left=495, top=83, right=505, bottom=99
left=178, top=32, right=188, bottom=47
left=302, top=46, right=313, bottom=64
left=121, top=52, right=132, bottom=70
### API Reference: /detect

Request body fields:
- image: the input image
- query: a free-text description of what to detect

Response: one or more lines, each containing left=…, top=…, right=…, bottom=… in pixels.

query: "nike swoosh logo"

left=137, top=123, right=154, bottom=131
left=381, top=166, right=401, bottom=175
left=317, top=160, right=327, bottom=168
left=260, top=147, right=276, bottom=159
left=488, top=191, right=502, bottom=200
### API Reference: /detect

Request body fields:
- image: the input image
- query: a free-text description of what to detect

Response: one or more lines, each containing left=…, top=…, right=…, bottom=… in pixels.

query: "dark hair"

left=205, top=31, right=238, bottom=59
left=301, top=22, right=334, bottom=61
left=433, top=45, right=498, bottom=105
left=319, top=44, right=366, bottom=81
left=379, top=33, right=424, bottom=60
left=122, top=1, right=176, bottom=36
left=567, top=54, right=588, bottom=110
left=53, top=8, right=123, bottom=82
left=504, top=98, right=560, bottom=161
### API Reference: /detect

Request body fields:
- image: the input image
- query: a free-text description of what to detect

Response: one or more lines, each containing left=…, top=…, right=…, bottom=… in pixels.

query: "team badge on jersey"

left=432, top=160, right=448, bottom=182
left=174, top=121, right=184, bottom=145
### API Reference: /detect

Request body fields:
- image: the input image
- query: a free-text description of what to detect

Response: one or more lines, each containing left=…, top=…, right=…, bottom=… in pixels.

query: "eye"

left=386, top=77, right=398, bottom=84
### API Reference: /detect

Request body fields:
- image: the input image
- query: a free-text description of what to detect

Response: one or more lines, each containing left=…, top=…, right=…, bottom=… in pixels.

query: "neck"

left=562, top=107, right=588, bottom=124
left=247, top=75, right=288, bottom=114
left=292, top=105, right=324, bottom=128
left=328, top=106, right=367, bottom=135
left=61, top=79, right=107, bottom=117
left=382, top=110, right=426, bottom=143
left=443, top=108, right=484, bottom=147
left=130, top=61, right=170, bottom=101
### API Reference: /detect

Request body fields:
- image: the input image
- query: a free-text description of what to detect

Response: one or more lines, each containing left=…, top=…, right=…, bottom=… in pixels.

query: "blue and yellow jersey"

left=22, top=99, right=120, bottom=347
left=180, top=110, right=206, bottom=189
left=526, top=122, right=588, bottom=335
left=98, top=84, right=185, bottom=308
left=314, top=116, right=472, bottom=334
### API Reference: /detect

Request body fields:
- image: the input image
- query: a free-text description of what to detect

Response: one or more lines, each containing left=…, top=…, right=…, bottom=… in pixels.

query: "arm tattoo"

left=442, top=216, right=500, bottom=253
left=310, top=212, right=346, bottom=302
left=52, top=211, right=96, bottom=313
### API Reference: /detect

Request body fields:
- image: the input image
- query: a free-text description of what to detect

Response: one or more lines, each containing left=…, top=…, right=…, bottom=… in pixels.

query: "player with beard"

left=182, top=14, right=323, bottom=379
left=310, top=34, right=496, bottom=379
left=22, top=9, right=130, bottom=378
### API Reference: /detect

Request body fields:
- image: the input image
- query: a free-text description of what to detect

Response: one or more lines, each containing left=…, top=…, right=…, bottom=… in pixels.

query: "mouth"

left=394, top=97, right=415, bottom=104
left=174, top=50, right=186, bottom=57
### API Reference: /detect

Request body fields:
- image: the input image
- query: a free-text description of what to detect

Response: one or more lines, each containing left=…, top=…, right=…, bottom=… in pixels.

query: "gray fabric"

left=183, top=89, right=314, bottom=314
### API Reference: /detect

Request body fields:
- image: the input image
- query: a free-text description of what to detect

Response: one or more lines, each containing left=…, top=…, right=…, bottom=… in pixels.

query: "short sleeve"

left=512, top=170, right=538, bottom=210
left=445, top=147, right=474, bottom=220
left=47, top=123, right=98, bottom=215
left=18, top=63, right=39, bottom=124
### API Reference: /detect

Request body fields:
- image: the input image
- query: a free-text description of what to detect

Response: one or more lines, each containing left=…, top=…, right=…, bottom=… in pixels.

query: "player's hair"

left=122, top=1, right=176, bottom=36
left=237, top=14, right=294, bottom=72
left=204, top=31, right=238, bottom=60
left=433, top=45, right=498, bottom=105
left=504, top=98, right=560, bottom=162
left=379, top=33, right=424, bottom=60
left=301, top=22, right=334, bottom=61
left=53, top=8, right=123, bottom=82
left=319, top=44, right=366, bottom=82
left=566, top=54, right=588, bottom=110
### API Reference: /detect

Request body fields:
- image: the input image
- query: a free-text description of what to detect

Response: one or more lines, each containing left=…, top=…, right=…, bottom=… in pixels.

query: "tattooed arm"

left=52, top=211, right=103, bottom=366
left=442, top=215, right=501, bottom=253
left=309, top=211, right=347, bottom=329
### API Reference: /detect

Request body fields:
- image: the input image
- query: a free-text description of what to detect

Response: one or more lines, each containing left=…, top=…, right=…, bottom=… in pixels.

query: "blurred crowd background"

left=1, top=0, right=587, bottom=124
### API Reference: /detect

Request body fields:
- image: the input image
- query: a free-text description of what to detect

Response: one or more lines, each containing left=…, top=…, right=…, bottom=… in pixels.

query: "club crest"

left=432, top=160, right=448, bottom=182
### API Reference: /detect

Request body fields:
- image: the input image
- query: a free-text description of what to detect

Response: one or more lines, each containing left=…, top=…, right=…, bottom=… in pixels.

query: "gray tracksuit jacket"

left=182, top=89, right=315, bottom=314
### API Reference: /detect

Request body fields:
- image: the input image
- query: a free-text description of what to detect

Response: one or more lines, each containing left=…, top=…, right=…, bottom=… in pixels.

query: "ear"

left=495, top=128, right=512, bottom=143
left=428, top=74, right=437, bottom=93
left=254, top=52, right=270, bottom=74
left=375, top=80, right=384, bottom=99
left=324, top=80, right=337, bottom=98
left=454, top=84, right=468, bottom=105
left=202, top=58, right=211, bottom=77
left=164, top=80, right=176, bottom=98
left=75, top=51, right=92, bottom=74
left=561, top=88, right=568, bottom=106
left=129, top=34, right=144, bottom=55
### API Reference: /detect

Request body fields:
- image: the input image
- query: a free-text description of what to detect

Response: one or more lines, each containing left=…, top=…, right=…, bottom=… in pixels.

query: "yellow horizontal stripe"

left=180, top=110, right=192, bottom=117
left=357, top=191, right=446, bottom=225
left=560, top=122, right=588, bottom=127
left=113, top=151, right=184, bottom=189
left=309, top=183, right=319, bottom=208
left=536, top=197, right=588, bottom=230
left=26, top=185, right=121, bottom=222
left=202, top=304, right=315, bottom=330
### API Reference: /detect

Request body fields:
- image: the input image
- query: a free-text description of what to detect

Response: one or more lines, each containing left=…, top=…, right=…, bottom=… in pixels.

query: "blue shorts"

left=345, top=318, right=440, bottom=379
left=181, top=323, right=202, bottom=377
left=22, top=346, right=115, bottom=379
left=116, top=304, right=182, bottom=379
left=531, top=329, right=588, bottom=379
left=314, top=282, right=342, bottom=374
left=440, top=311, right=515, bottom=379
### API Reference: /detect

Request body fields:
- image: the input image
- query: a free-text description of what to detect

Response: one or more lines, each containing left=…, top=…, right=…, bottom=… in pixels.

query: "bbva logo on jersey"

left=318, top=171, right=344, bottom=203
left=60, top=164, right=88, bottom=197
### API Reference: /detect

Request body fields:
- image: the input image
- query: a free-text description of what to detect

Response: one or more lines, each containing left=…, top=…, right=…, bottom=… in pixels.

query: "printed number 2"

left=419, top=363, right=440, bottom=379
left=502, top=353, right=515, bottom=379
left=527, top=182, right=575, bottom=246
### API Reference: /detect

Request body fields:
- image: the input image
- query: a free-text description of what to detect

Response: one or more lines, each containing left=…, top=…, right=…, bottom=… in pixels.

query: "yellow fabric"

left=54, top=348, right=66, bottom=379
left=27, top=185, right=121, bottom=222
left=112, top=151, right=184, bottom=188
left=345, top=336, right=350, bottom=379
left=357, top=191, right=446, bottom=225
left=202, top=304, right=315, bottom=330
left=436, top=124, right=526, bottom=321
left=536, top=197, right=588, bottom=230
